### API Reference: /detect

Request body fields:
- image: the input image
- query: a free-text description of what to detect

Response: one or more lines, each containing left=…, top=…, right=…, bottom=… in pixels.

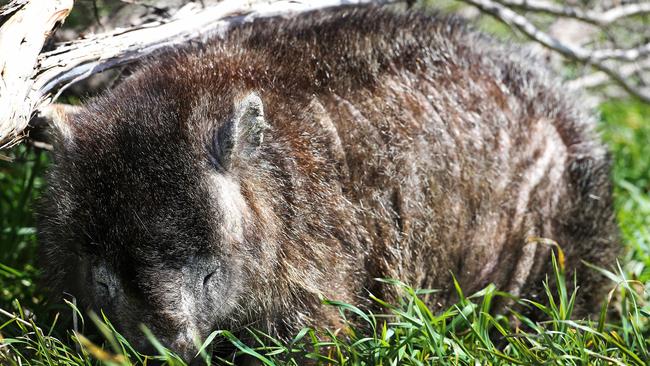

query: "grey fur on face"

left=37, top=5, right=619, bottom=363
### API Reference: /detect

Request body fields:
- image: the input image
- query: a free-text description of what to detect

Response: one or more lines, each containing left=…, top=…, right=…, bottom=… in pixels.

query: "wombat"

left=38, top=5, right=619, bottom=362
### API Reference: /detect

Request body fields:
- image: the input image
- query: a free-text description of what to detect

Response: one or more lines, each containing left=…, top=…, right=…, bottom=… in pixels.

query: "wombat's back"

left=223, top=6, right=619, bottom=313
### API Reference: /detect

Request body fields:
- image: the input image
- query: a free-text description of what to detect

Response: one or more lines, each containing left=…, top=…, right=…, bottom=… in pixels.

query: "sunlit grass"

left=0, top=255, right=648, bottom=365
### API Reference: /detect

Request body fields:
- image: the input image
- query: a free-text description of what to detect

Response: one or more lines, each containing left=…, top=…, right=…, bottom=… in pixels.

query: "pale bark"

left=0, top=0, right=73, bottom=149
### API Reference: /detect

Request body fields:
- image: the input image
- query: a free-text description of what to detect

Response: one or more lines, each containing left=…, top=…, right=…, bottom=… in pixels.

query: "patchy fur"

left=38, top=5, right=619, bottom=362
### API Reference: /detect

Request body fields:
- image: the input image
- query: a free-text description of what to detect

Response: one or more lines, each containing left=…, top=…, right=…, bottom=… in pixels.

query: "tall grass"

left=0, top=254, right=648, bottom=365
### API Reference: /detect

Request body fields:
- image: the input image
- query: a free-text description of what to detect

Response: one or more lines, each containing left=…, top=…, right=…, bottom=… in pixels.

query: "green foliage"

left=0, top=146, right=48, bottom=322
left=600, top=100, right=650, bottom=192
left=599, top=100, right=650, bottom=286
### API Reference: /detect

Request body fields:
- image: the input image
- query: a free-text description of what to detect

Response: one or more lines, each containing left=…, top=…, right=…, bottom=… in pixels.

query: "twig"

left=589, top=42, right=650, bottom=63
left=0, top=307, right=43, bottom=334
left=568, top=58, right=650, bottom=90
left=460, top=0, right=650, bottom=103
left=496, top=0, right=650, bottom=26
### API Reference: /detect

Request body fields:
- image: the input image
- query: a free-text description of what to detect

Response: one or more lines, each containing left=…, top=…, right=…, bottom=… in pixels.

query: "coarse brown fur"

left=38, top=5, right=619, bottom=361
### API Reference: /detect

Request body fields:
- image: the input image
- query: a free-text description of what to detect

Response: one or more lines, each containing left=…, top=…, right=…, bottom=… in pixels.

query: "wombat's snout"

left=132, top=329, right=201, bottom=364
left=92, top=264, right=222, bottom=364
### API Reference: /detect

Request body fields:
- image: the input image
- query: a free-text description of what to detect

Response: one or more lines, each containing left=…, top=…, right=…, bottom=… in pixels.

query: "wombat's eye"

left=96, top=280, right=111, bottom=298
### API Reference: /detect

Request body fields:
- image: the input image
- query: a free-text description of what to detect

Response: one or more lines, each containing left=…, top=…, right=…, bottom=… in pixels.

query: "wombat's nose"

left=132, top=342, right=158, bottom=361
left=169, top=337, right=200, bottom=364
left=133, top=334, right=199, bottom=364
left=188, top=357, right=205, bottom=366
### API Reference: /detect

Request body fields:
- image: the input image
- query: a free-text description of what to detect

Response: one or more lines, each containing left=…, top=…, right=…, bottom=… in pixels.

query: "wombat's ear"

left=214, top=92, right=269, bottom=169
left=42, top=103, right=81, bottom=148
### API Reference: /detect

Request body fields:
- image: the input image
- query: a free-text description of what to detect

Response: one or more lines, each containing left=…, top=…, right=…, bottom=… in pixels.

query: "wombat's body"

left=39, top=6, right=618, bottom=361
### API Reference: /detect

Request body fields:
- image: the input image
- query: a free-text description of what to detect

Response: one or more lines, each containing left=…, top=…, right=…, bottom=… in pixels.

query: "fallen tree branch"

left=0, top=0, right=399, bottom=149
left=0, top=0, right=73, bottom=149
left=1, top=0, right=647, bottom=149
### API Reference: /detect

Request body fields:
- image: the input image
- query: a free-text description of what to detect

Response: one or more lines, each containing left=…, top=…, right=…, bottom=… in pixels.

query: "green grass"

left=0, top=100, right=649, bottom=365
left=600, top=100, right=650, bottom=289
left=0, top=146, right=48, bottom=323
left=0, top=257, right=648, bottom=365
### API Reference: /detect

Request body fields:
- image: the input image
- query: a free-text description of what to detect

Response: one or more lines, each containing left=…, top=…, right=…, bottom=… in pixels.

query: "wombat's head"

left=38, top=75, right=278, bottom=362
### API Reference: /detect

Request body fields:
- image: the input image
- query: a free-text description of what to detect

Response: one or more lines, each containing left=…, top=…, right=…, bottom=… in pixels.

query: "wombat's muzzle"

left=132, top=336, right=201, bottom=364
